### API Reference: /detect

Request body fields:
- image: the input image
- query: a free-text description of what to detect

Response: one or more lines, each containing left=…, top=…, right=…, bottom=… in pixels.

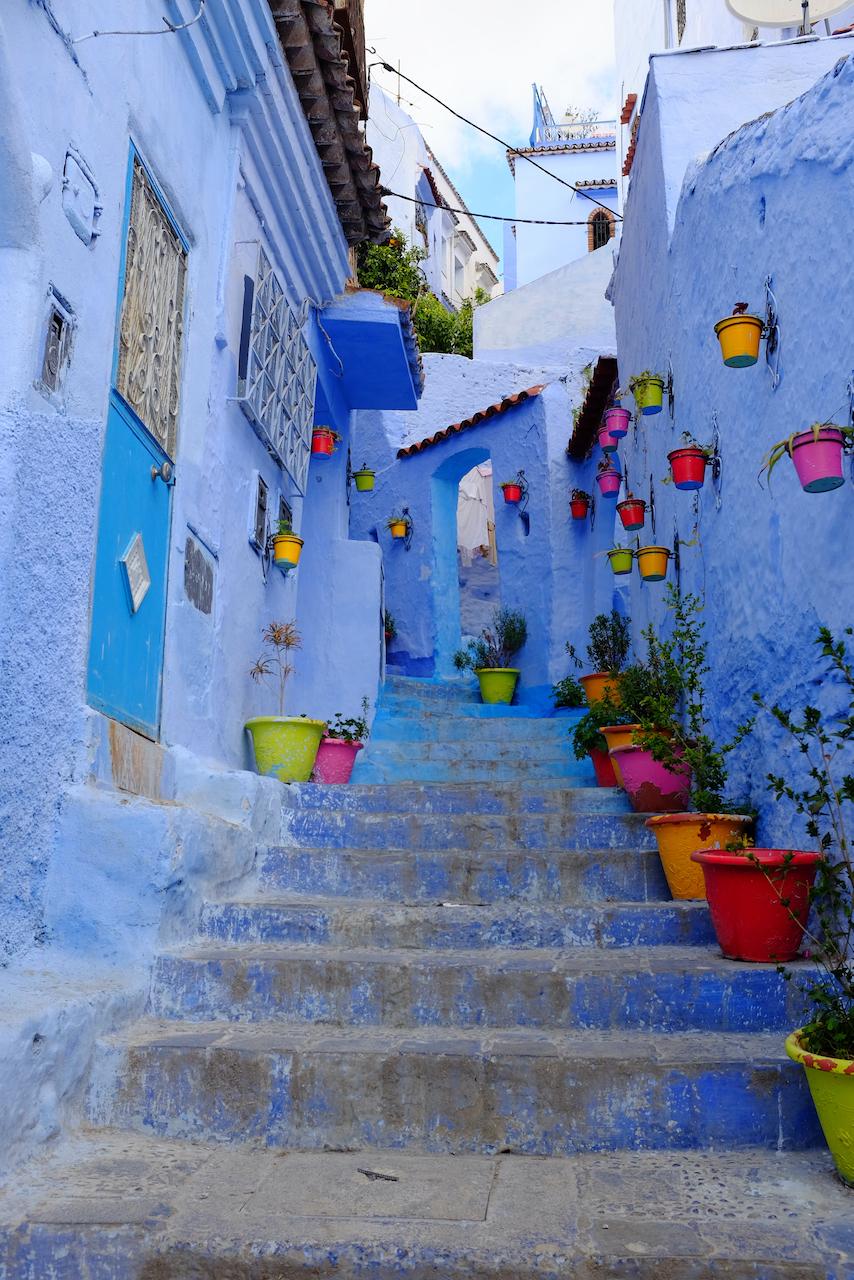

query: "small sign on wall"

left=184, top=532, right=215, bottom=615
left=121, top=533, right=151, bottom=614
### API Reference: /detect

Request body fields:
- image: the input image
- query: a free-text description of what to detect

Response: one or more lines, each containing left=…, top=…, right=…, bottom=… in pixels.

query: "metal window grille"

left=590, top=210, right=613, bottom=252
left=677, top=0, right=687, bottom=42
left=237, top=247, right=317, bottom=495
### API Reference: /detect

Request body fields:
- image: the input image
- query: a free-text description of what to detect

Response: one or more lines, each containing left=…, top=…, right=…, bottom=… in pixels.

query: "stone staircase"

left=2, top=676, right=851, bottom=1278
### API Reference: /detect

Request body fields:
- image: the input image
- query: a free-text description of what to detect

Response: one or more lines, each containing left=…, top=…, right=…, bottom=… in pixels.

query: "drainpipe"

left=0, top=14, right=44, bottom=409
left=663, top=0, right=675, bottom=48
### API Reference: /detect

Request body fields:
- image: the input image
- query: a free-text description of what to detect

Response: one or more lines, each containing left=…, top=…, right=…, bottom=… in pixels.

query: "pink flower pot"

left=604, top=407, right=630, bottom=438
left=790, top=428, right=845, bottom=493
left=598, top=426, right=618, bottom=454
left=596, top=470, right=621, bottom=499
left=312, top=736, right=363, bottom=784
left=609, top=744, right=690, bottom=813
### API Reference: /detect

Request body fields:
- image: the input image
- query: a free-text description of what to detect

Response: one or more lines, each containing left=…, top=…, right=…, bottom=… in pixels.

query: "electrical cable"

left=368, top=57, right=622, bottom=221
left=380, top=188, right=614, bottom=228
left=73, top=0, right=206, bottom=43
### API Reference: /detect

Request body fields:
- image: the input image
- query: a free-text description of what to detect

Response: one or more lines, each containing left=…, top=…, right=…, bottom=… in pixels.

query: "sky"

left=363, top=1, right=617, bottom=263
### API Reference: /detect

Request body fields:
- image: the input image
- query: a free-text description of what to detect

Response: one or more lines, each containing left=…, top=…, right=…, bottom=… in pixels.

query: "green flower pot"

left=245, top=716, right=325, bottom=783
left=476, top=668, right=519, bottom=705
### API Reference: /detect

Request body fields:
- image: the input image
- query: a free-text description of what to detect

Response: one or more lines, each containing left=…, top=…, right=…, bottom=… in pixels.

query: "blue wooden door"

left=87, top=151, right=187, bottom=738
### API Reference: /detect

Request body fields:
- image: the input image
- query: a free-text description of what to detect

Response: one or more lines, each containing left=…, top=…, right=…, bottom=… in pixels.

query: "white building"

left=503, top=88, right=618, bottom=292
left=367, top=84, right=501, bottom=306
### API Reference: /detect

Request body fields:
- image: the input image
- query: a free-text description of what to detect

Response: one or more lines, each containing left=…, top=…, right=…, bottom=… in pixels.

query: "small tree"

left=249, top=621, right=302, bottom=716
left=568, top=611, right=631, bottom=675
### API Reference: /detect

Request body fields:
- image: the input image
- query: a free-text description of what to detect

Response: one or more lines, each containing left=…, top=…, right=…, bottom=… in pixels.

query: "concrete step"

left=149, top=944, right=811, bottom=1032
left=352, top=757, right=597, bottom=784
left=90, top=1021, right=822, bottom=1157
left=358, top=740, right=582, bottom=766
left=379, top=696, right=577, bottom=720
left=383, top=676, right=480, bottom=704
left=259, top=844, right=672, bottom=903
left=199, top=896, right=716, bottom=950
left=284, top=781, right=630, bottom=816
left=369, top=713, right=582, bottom=742
left=281, top=809, right=654, bottom=853
left=5, top=1134, right=848, bottom=1279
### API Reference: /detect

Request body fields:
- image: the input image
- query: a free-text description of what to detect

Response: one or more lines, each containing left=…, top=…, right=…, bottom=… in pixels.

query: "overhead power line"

left=368, top=58, right=622, bottom=222
left=380, top=188, right=615, bottom=228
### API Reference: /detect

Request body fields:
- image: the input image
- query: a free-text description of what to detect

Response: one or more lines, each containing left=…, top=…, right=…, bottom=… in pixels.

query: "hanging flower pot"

left=598, top=425, right=619, bottom=454
left=570, top=489, right=590, bottom=520
left=714, top=306, right=764, bottom=367
left=646, top=813, right=751, bottom=901
left=387, top=515, right=409, bottom=540
left=353, top=466, right=375, bottom=492
left=786, top=1030, right=854, bottom=1188
left=589, top=746, right=618, bottom=788
left=617, top=497, right=645, bottom=531
left=761, top=425, right=851, bottom=493
left=610, top=744, right=690, bottom=815
left=596, top=467, right=621, bottom=499
left=604, top=406, right=631, bottom=438
left=668, top=447, right=709, bottom=491
left=630, top=373, right=664, bottom=416
left=636, top=545, right=670, bottom=582
left=500, top=481, right=523, bottom=504
left=311, top=427, right=337, bottom=457
left=691, top=847, right=821, bottom=960
left=608, top=547, right=633, bottom=576
left=272, top=529, right=304, bottom=572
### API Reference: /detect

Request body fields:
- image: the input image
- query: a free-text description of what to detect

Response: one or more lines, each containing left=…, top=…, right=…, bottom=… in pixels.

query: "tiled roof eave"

left=272, top=0, right=390, bottom=245
left=397, top=385, right=545, bottom=458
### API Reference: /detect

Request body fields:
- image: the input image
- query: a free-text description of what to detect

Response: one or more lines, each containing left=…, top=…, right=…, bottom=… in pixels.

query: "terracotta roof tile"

left=397, top=385, right=545, bottom=458
left=620, top=93, right=638, bottom=125
left=567, top=356, right=619, bottom=460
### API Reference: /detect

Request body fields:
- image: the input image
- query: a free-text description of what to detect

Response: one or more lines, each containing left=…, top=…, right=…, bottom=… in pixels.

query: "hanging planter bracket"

left=710, top=412, right=723, bottom=511
left=648, top=472, right=657, bottom=538
left=666, top=357, right=675, bottom=421
left=516, top=469, right=530, bottom=516
left=402, top=506, right=414, bottom=550
left=764, top=276, right=781, bottom=391
left=590, top=491, right=597, bottom=532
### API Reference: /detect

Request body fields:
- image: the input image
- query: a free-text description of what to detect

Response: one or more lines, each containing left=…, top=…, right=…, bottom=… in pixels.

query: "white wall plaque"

left=121, top=533, right=151, bottom=613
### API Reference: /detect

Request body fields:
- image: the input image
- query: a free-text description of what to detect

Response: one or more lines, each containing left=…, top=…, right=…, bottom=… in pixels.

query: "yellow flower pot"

left=354, top=469, right=375, bottom=492
left=272, top=532, right=304, bottom=570
left=714, top=314, right=763, bottom=368
left=580, top=673, right=622, bottom=707
left=389, top=521, right=408, bottom=539
left=646, top=813, right=752, bottom=901
left=476, top=668, right=519, bottom=704
left=601, top=723, right=641, bottom=787
left=786, top=1030, right=854, bottom=1187
left=245, top=716, right=325, bottom=783
left=636, top=546, right=670, bottom=582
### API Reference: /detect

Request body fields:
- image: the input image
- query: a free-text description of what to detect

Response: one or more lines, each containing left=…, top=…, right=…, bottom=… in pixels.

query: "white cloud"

left=364, top=0, right=616, bottom=175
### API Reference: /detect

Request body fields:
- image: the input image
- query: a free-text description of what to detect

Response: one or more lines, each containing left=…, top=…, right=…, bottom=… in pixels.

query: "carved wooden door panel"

left=87, top=151, right=188, bottom=738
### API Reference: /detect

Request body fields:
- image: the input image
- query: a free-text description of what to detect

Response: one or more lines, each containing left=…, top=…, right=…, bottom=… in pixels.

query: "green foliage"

left=552, top=675, right=586, bottom=709
left=568, top=611, right=632, bottom=675
left=752, top=628, right=854, bottom=1058
left=384, top=609, right=397, bottom=640
left=628, top=587, right=753, bottom=813
left=356, top=228, right=486, bottom=359
left=571, top=692, right=633, bottom=761
left=454, top=608, right=528, bottom=671
left=326, top=696, right=371, bottom=745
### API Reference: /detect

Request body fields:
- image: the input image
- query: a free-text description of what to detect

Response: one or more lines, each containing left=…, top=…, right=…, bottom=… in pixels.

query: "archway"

left=431, top=445, right=495, bottom=677
left=457, top=459, right=499, bottom=642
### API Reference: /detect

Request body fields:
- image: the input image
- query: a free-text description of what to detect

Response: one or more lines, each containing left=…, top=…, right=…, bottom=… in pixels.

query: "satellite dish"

left=726, top=0, right=851, bottom=25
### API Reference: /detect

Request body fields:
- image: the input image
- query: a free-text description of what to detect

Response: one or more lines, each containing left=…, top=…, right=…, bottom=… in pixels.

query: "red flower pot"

left=691, top=848, right=822, bottom=962
left=501, top=483, right=522, bottom=504
left=589, top=747, right=618, bottom=788
left=570, top=499, right=589, bottom=520
left=596, top=470, right=621, bottom=499
left=617, top=498, right=645, bottom=531
left=668, top=447, right=708, bottom=491
left=311, top=428, right=335, bottom=457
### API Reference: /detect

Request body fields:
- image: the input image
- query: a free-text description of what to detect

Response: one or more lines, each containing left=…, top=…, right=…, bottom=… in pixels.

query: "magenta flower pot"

left=790, top=428, right=845, bottom=493
left=604, top=407, right=630, bottom=439
left=596, top=470, right=621, bottom=499
left=609, top=744, right=690, bottom=813
left=311, top=736, right=363, bottom=784
left=598, top=426, right=618, bottom=454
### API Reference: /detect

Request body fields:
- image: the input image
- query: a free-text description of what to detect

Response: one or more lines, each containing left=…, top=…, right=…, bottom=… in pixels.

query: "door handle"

left=151, top=461, right=174, bottom=485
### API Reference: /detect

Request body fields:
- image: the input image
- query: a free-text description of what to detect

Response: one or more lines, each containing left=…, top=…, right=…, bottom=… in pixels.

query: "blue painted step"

left=284, top=781, right=630, bottom=815
left=199, top=896, right=716, bottom=950
left=260, top=844, right=671, bottom=903
left=148, top=944, right=812, bottom=1032
left=91, top=1021, right=822, bottom=1157
left=352, top=758, right=597, bottom=784
left=369, top=714, right=582, bottom=742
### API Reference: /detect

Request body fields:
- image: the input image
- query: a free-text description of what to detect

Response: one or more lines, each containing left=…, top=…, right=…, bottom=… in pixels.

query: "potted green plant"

left=629, top=370, right=665, bottom=415
left=312, top=696, right=371, bottom=784
left=386, top=512, right=410, bottom=540
left=571, top=692, right=633, bottom=788
left=760, top=422, right=853, bottom=494
left=245, top=622, right=325, bottom=783
left=552, top=673, right=586, bottom=713
left=272, top=517, right=304, bottom=572
left=384, top=609, right=397, bottom=644
left=453, top=607, right=528, bottom=704
left=567, top=610, right=632, bottom=707
left=570, top=489, right=591, bottom=520
left=353, top=463, right=376, bottom=492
